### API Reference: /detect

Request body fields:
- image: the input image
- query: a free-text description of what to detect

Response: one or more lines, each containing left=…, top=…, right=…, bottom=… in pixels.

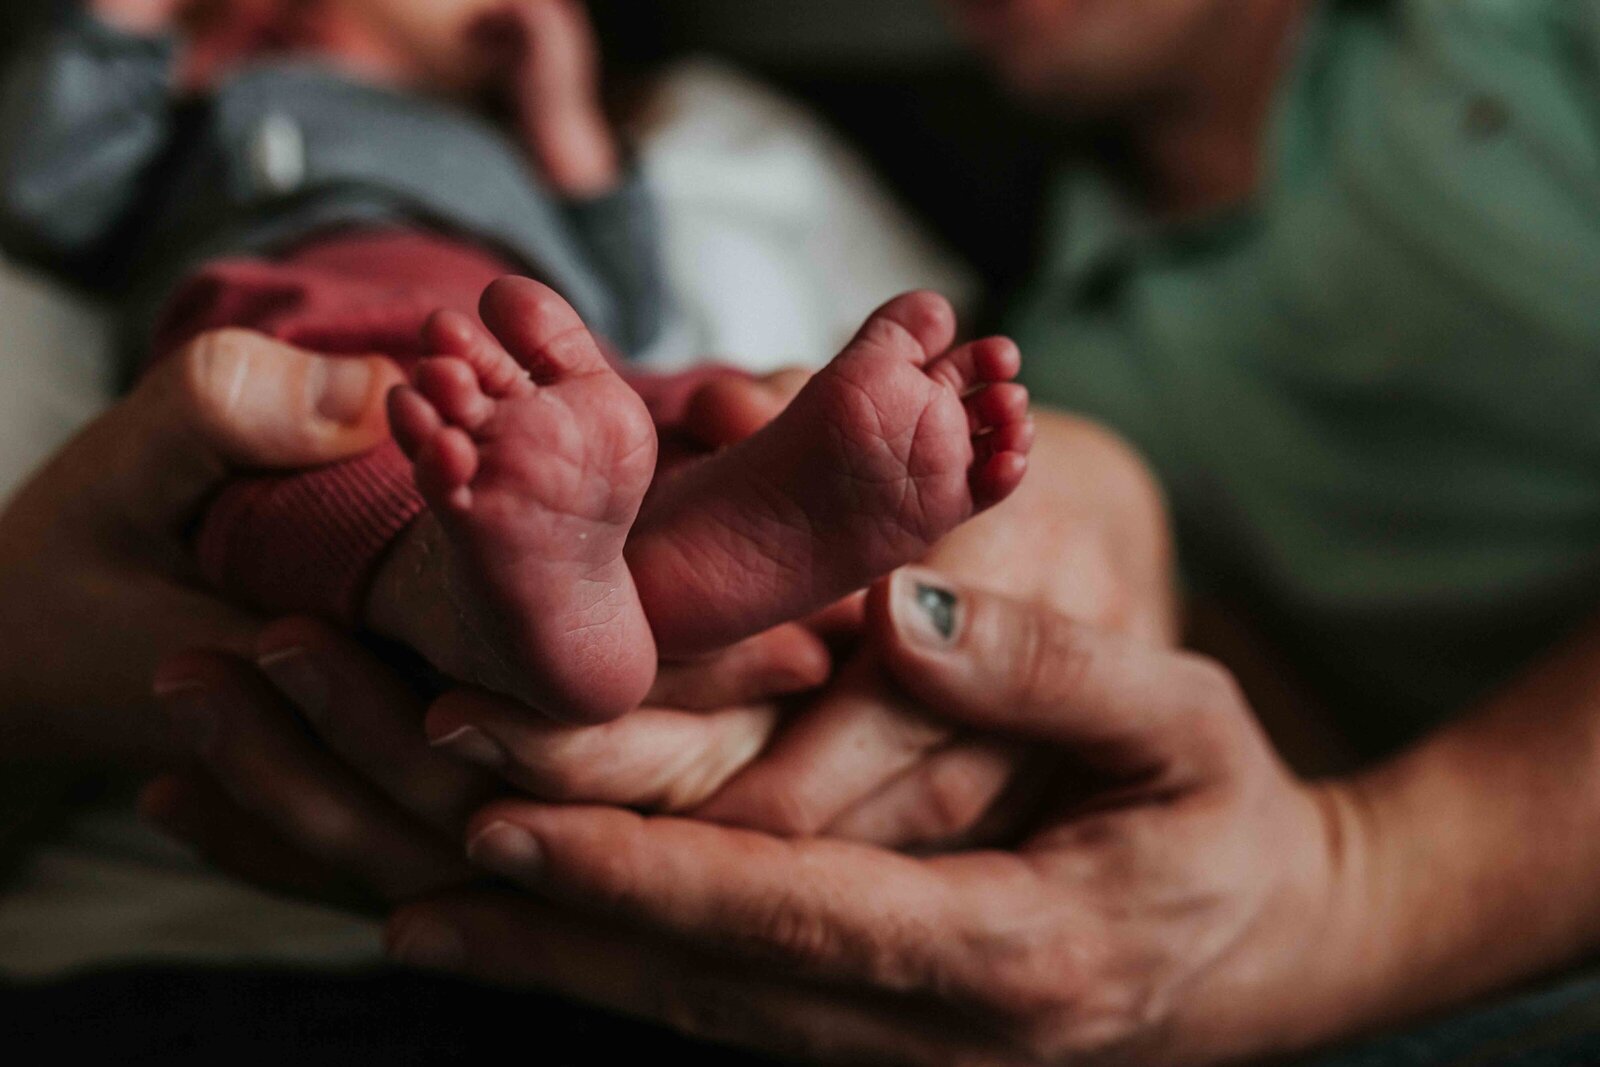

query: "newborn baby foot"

left=630, top=291, right=1033, bottom=655
left=389, top=276, right=658, bottom=723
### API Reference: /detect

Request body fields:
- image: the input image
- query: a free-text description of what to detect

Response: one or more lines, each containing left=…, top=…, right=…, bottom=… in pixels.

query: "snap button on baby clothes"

left=250, top=113, right=308, bottom=195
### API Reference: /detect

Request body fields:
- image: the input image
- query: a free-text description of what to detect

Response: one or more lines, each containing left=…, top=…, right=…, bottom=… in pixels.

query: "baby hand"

left=468, top=1, right=619, bottom=195
left=92, top=0, right=196, bottom=35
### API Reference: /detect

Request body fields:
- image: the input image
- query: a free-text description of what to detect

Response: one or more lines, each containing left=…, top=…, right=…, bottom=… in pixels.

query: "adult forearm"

left=1319, top=621, right=1600, bottom=1037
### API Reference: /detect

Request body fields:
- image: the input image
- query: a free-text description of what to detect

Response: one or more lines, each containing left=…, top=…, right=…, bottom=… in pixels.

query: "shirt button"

left=250, top=113, right=307, bottom=195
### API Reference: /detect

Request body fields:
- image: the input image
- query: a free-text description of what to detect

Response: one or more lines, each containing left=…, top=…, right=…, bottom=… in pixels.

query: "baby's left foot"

left=388, top=277, right=658, bottom=722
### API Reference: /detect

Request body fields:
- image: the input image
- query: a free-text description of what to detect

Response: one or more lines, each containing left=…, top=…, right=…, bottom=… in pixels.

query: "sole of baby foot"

left=389, top=276, right=658, bottom=723
left=628, top=290, right=1032, bottom=656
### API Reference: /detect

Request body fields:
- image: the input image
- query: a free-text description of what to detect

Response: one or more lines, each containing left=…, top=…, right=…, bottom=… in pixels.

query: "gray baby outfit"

left=0, top=6, right=667, bottom=358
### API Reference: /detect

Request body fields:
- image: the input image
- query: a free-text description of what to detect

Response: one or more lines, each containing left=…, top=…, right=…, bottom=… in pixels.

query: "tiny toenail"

left=431, top=726, right=509, bottom=771
left=257, top=647, right=331, bottom=731
left=311, top=358, right=378, bottom=425
left=467, top=822, right=544, bottom=877
left=892, top=570, right=962, bottom=648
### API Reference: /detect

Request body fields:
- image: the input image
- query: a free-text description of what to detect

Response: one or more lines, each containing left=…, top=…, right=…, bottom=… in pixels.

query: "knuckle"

left=515, top=748, right=594, bottom=802
left=739, top=787, right=828, bottom=838
left=751, top=890, right=840, bottom=971
left=957, top=912, right=1091, bottom=1038
left=919, top=758, right=1001, bottom=842
left=1178, top=657, right=1252, bottom=769
left=1005, top=611, right=1092, bottom=714
left=983, top=949, right=1080, bottom=1026
left=1187, top=656, right=1245, bottom=710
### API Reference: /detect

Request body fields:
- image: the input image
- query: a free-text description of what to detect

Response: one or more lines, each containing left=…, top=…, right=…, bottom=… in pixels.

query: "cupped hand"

left=145, top=616, right=489, bottom=905
left=0, top=329, right=399, bottom=763
left=388, top=573, right=1365, bottom=1067
left=422, top=408, right=1179, bottom=849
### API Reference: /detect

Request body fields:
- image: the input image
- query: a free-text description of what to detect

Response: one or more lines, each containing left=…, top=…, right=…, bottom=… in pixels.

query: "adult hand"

left=389, top=570, right=1364, bottom=1066
left=143, top=613, right=798, bottom=905
left=145, top=615, right=487, bottom=905
left=423, top=411, right=1179, bottom=849
left=0, top=329, right=400, bottom=764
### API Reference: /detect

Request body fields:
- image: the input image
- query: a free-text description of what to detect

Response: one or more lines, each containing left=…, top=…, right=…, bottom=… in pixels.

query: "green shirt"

left=1008, top=0, right=1600, bottom=746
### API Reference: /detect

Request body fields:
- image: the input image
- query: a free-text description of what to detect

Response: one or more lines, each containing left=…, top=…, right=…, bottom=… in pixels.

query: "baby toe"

left=424, top=310, right=531, bottom=399
left=413, top=357, right=497, bottom=432
left=415, top=425, right=481, bottom=513
left=388, top=385, right=444, bottom=461
left=965, top=382, right=1030, bottom=435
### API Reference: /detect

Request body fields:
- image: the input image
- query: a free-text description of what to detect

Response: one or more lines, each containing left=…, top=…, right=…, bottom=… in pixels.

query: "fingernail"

left=156, top=680, right=217, bottom=754
left=430, top=725, right=508, bottom=771
left=892, top=570, right=962, bottom=648
left=388, top=916, right=465, bottom=971
left=467, top=821, right=544, bottom=877
left=311, top=358, right=379, bottom=425
left=257, top=647, right=331, bottom=731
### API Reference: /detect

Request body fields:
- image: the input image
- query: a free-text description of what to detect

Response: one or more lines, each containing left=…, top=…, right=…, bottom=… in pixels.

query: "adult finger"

left=254, top=618, right=497, bottom=830
left=139, top=774, right=375, bottom=910
left=648, top=623, right=832, bottom=710
left=112, top=329, right=402, bottom=529
left=823, top=737, right=1038, bottom=850
left=387, top=892, right=995, bottom=1066
left=153, top=651, right=473, bottom=901
left=870, top=568, right=1251, bottom=783
left=692, top=653, right=954, bottom=837
left=460, top=801, right=977, bottom=992
left=426, top=691, right=777, bottom=812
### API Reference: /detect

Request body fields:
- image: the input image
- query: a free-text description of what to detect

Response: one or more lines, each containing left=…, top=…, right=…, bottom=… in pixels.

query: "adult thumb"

left=867, top=568, right=1248, bottom=781
left=109, top=329, right=402, bottom=529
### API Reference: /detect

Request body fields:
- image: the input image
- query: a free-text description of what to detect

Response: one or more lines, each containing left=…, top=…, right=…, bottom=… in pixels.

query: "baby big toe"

left=853, top=291, right=958, bottom=366
left=480, top=276, right=610, bottom=382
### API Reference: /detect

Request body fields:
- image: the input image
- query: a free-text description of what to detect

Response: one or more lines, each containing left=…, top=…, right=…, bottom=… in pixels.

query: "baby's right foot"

left=629, top=291, right=1033, bottom=656
left=388, top=277, right=657, bottom=722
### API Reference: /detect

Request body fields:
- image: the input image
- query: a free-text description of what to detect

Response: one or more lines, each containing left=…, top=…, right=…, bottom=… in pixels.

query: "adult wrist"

left=1184, top=779, right=1399, bottom=1064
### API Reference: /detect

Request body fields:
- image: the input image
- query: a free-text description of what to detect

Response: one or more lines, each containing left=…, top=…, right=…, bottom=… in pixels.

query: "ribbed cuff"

left=197, top=442, right=425, bottom=624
